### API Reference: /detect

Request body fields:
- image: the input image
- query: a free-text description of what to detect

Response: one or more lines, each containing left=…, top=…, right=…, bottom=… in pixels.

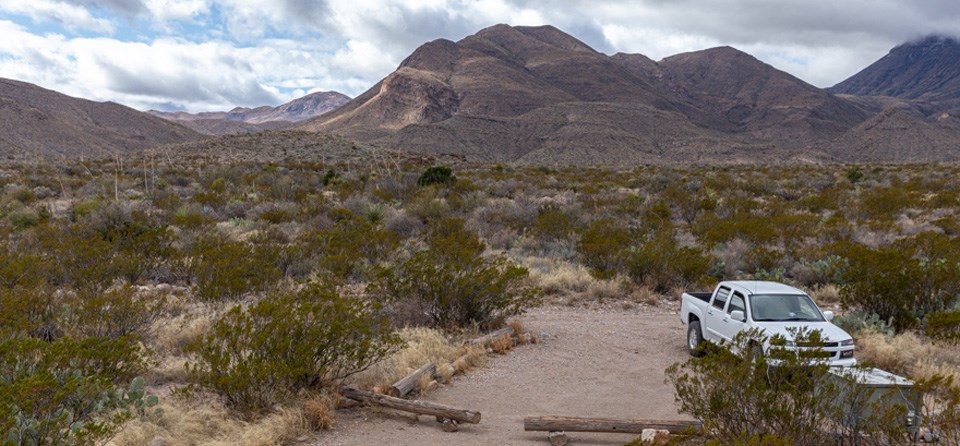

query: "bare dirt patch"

left=313, top=306, right=690, bottom=445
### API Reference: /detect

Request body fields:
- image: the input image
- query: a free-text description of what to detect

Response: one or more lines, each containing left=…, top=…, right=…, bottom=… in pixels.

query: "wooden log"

left=467, top=327, right=514, bottom=347
left=523, top=416, right=701, bottom=434
left=547, top=431, right=569, bottom=446
left=340, top=386, right=481, bottom=424
left=388, top=363, right=437, bottom=397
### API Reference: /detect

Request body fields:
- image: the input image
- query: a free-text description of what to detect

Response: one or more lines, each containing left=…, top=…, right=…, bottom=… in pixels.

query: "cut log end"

left=548, top=431, right=569, bottom=446
left=440, top=419, right=459, bottom=432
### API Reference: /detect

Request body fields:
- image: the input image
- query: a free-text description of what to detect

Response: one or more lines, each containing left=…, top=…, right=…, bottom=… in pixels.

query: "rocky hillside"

left=0, top=78, right=201, bottom=160
left=830, top=35, right=960, bottom=106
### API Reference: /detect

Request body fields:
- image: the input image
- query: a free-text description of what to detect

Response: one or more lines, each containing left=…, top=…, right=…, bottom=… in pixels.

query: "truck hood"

left=756, top=321, right=853, bottom=344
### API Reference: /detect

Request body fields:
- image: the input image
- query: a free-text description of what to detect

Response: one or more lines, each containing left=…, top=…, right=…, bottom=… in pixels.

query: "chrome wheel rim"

left=688, top=328, right=699, bottom=350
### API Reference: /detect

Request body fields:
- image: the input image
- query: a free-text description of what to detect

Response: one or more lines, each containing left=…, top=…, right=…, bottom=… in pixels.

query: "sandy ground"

left=312, top=306, right=692, bottom=446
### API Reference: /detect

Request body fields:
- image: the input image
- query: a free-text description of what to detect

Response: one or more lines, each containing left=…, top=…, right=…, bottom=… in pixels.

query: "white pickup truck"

left=680, top=281, right=856, bottom=367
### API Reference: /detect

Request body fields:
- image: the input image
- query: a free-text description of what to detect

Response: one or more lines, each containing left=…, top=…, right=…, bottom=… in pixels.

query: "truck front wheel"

left=688, top=321, right=705, bottom=357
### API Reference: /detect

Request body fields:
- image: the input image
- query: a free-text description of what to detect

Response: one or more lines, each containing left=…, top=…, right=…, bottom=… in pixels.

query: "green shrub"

left=377, top=218, right=540, bottom=330
left=417, top=166, right=456, bottom=187
left=187, top=282, right=400, bottom=418
left=71, top=285, right=164, bottom=340
left=626, top=231, right=712, bottom=292
left=845, top=166, right=864, bottom=184
left=576, top=218, right=633, bottom=280
left=529, top=204, right=574, bottom=242
left=299, top=218, right=400, bottom=280
left=1, top=286, right=153, bottom=445
left=926, top=310, right=960, bottom=344
left=0, top=350, right=156, bottom=446
left=33, top=224, right=141, bottom=289
left=840, top=239, right=960, bottom=331
left=8, top=206, right=40, bottom=229
left=322, top=169, right=340, bottom=186
left=188, top=233, right=282, bottom=301
left=667, top=329, right=910, bottom=445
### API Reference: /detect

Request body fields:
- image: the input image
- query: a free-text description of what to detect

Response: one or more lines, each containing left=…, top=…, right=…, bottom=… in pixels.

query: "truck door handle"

left=707, top=311, right=713, bottom=315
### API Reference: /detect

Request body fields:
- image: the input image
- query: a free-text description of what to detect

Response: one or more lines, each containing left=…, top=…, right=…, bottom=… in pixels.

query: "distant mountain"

left=299, top=24, right=869, bottom=164
left=0, top=78, right=200, bottom=159
left=150, top=91, right=350, bottom=135
left=830, top=35, right=960, bottom=106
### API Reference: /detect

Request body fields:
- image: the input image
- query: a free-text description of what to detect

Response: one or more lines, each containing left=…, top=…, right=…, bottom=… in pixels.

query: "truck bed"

left=685, top=292, right=712, bottom=302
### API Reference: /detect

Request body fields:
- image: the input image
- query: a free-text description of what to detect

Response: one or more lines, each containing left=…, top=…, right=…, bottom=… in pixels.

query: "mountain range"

left=298, top=24, right=957, bottom=164
left=4, top=24, right=960, bottom=163
left=148, top=91, right=350, bottom=135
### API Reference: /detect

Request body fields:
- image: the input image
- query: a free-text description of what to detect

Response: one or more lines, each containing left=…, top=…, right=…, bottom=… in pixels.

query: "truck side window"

left=712, top=287, right=730, bottom=310
left=728, top=292, right=746, bottom=315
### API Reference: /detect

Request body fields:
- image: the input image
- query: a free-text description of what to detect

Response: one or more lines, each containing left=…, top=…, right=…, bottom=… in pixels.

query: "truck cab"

left=681, top=281, right=856, bottom=367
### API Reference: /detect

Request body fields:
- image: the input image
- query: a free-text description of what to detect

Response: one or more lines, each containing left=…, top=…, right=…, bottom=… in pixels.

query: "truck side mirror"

left=823, top=310, right=834, bottom=321
left=730, top=310, right=746, bottom=322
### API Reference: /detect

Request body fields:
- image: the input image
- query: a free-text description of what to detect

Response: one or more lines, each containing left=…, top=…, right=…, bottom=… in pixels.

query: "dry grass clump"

left=809, top=284, right=840, bottom=307
left=489, top=335, right=514, bottom=354
left=351, top=327, right=461, bottom=391
left=584, top=278, right=623, bottom=301
left=302, top=396, right=336, bottom=431
left=856, top=331, right=960, bottom=382
left=627, top=285, right=661, bottom=306
left=108, top=400, right=310, bottom=446
left=526, top=258, right=593, bottom=295
left=145, top=301, right=231, bottom=385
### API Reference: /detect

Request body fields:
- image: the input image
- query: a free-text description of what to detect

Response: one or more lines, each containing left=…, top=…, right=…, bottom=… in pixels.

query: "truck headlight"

left=840, top=339, right=854, bottom=347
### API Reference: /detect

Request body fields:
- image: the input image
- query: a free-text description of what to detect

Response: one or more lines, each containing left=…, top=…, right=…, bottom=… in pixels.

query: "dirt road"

left=314, top=306, right=691, bottom=445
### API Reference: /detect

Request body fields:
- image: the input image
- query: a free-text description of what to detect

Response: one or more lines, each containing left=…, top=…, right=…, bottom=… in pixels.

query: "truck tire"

left=688, top=321, right=705, bottom=357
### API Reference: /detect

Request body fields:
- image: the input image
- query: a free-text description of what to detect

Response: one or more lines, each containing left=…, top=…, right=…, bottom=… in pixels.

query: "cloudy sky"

left=1, top=0, right=958, bottom=112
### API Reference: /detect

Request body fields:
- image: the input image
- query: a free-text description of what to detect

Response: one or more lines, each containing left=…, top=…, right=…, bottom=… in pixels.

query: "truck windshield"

left=749, top=294, right=824, bottom=322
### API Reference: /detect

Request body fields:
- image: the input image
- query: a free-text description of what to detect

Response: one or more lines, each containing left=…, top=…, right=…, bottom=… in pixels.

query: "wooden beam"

left=523, top=416, right=701, bottom=434
left=340, top=386, right=481, bottom=424
left=388, top=363, right=437, bottom=398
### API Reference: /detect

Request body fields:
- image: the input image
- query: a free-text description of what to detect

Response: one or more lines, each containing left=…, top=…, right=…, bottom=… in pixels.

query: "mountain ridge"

left=149, top=91, right=350, bottom=135
left=298, top=24, right=871, bottom=164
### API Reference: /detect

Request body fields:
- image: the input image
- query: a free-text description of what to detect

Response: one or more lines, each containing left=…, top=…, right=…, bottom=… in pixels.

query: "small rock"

left=148, top=437, right=168, bottom=446
left=640, top=428, right=671, bottom=445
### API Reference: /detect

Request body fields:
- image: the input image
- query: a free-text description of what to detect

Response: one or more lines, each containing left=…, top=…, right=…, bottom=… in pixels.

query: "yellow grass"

left=350, top=327, right=461, bottom=391
left=108, top=400, right=309, bottom=446
left=809, top=284, right=840, bottom=307
left=856, top=331, right=960, bottom=382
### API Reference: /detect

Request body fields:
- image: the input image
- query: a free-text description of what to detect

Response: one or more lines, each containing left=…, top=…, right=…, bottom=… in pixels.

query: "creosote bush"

left=667, top=329, right=914, bottom=445
left=377, top=218, right=540, bottom=330
left=417, top=166, right=456, bottom=187
left=187, top=281, right=401, bottom=418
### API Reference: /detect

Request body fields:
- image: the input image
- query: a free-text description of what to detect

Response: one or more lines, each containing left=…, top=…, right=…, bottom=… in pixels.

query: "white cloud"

left=0, top=0, right=114, bottom=32
left=144, top=0, right=209, bottom=22
left=4, top=0, right=960, bottom=111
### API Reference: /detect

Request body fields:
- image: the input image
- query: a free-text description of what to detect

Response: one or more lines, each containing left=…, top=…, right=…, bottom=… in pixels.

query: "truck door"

left=704, top=286, right=731, bottom=342
left=716, top=291, right=748, bottom=343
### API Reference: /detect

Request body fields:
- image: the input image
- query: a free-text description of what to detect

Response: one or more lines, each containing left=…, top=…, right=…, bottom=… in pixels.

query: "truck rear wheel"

left=688, top=321, right=705, bottom=357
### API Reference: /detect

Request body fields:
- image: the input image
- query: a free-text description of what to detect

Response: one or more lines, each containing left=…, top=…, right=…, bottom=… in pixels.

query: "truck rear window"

left=712, top=287, right=730, bottom=310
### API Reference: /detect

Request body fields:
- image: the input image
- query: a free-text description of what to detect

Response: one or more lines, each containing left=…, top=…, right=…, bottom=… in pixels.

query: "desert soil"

left=313, top=306, right=692, bottom=445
